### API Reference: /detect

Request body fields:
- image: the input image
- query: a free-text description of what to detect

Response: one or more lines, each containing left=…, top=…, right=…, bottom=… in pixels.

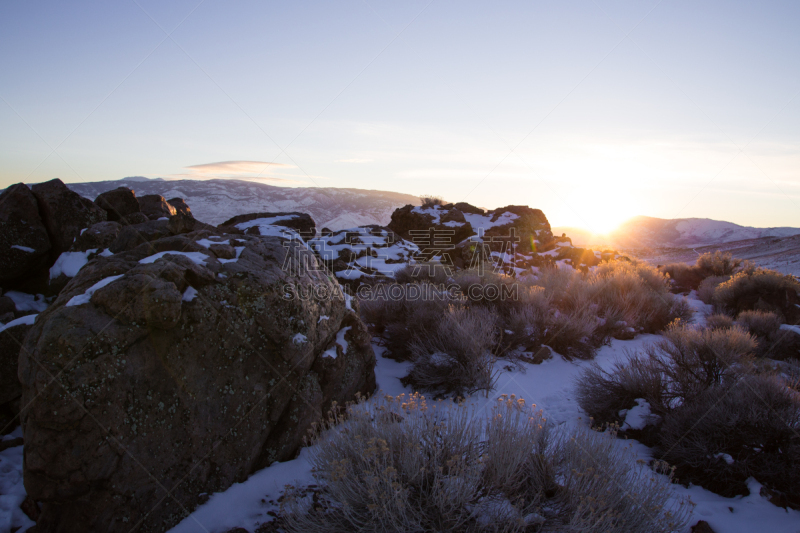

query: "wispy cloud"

left=335, top=158, right=373, bottom=163
left=168, top=160, right=301, bottom=183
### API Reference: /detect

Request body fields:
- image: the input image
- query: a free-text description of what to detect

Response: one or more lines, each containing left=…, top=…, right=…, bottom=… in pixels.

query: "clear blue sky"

left=1, top=0, right=798, bottom=230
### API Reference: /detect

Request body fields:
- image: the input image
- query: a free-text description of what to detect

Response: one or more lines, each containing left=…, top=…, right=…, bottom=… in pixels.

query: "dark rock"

left=31, top=179, right=107, bottom=255
left=209, top=243, right=236, bottom=259
left=20, top=494, right=41, bottom=522
left=138, top=194, right=177, bottom=220
left=321, top=227, right=333, bottom=237
left=70, top=221, right=122, bottom=252
left=95, top=187, right=140, bottom=222
left=168, top=198, right=192, bottom=217
left=0, top=183, right=52, bottom=285
left=167, top=213, right=216, bottom=235
left=0, top=295, right=15, bottom=316
left=220, top=212, right=316, bottom=241
left=120, top=211, right=149, bottom=225
left=20, top=232, right=375, bottom=533
left=109, top=219, right=172, bottom=254
left=691, top=520, right=716, bottom=533
left=0, top=437, right=23, bottom=452
left=453, top=202, right=484, bottom=215
left=0, top=322, right=32, bottom=410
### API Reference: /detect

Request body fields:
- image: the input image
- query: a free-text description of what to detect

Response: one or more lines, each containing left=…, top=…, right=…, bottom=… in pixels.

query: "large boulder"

left=138, top=194, right=177, bottom=220
left=0, top=184, right=52, bottom=285
left=95, top=187, right=141, bottom=223
left=167, top=198, right=192, bottom=217
left=31, top=179, right=107, bottom=255
left=220, top=212, right=316, bottom=241
left=19, top=231, right=376, bottom=532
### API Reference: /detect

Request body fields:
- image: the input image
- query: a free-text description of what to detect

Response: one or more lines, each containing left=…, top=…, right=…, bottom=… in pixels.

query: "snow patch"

left=10, top=245, right=35, bottom=253
left=322, top=326, right=351, bottom=359
left=0, top=314, right=37, bottom=334
left=182, top=287, right=198, bottom=302
left=139, top=251, right=209, bottom=265
left=66, top=275, right=124, bottom=307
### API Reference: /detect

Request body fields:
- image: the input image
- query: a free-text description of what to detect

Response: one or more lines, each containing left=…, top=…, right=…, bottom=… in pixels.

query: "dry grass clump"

left=712, top=268, right=800, bottom=321
left=404, top=306, right=501, bottom=395
left=705, top=313, right=734, bottom=330
left=658, top=374, right=800, bottom=500
left=281, top=394, right=689, bottom=533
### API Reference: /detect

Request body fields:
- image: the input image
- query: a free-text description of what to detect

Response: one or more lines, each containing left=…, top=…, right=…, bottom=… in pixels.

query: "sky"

left=1, top=0, right=798, bottom=232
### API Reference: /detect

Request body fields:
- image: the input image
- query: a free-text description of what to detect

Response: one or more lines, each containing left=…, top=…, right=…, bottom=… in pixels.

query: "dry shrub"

left=697, top=275, right=729, bottom=305
left=658, top=374, right=800, bottom=500
left=713, top=268, right=800, bottom=321
left=577, top=322, right=756, bottom=422
left=659, top=263, right=703, bottom=291
left=575, top=357, right=665, bottom=426
left=705, top=313, right=733, bottom=330
left=405, top=306, right=500, bottom=395
left=737, top=310, right=782, bottom=340
left=644, top=321, right=756, bottom=408
left=281, top=394, right=689, bottom=533
left=694, top=251, right=742, bottom=278
left=545, top=308, right=599, bottom=360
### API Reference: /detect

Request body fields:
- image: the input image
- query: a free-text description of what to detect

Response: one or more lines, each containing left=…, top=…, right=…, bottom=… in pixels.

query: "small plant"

left=281, top=394, right=689, bottom=533
left=420, top=195, right=446, bottom=207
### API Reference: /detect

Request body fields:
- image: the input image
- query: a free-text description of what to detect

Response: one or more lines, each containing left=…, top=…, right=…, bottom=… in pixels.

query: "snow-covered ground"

left=4, top=295, right=799, bottom=533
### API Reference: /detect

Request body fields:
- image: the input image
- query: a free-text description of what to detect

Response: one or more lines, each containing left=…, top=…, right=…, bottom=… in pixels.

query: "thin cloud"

left=168, top=160, right=302, bottom=184
left=335, top=158, right=373, bottom=163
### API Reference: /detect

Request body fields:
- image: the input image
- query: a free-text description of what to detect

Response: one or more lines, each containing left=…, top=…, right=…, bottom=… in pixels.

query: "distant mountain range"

left=554, top=216, right=800, bottom=250
left=67, top=178, right=421, bottom=230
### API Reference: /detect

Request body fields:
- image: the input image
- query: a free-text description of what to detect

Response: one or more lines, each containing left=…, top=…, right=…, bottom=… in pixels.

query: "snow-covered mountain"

left=67, top=178, right=421, bottom=230
left=554, top=216, right=800, bottom=249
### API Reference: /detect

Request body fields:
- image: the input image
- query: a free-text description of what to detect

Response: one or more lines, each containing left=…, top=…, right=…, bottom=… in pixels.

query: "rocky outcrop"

left=388, top=204, right=473, bottom=253
left=0, top=184, right=52, bottom=285
left=308, top=226, right=419, bottom=291
left=94, top=187, right=142, bottom=223
left=19, top=229, right=376, bottom=532
left=138, top=194, right=177, bottom=220
left=220, top=212, right=316, bottom=240
left=31, top=179, right=107, bottom=255
left=167, top=198, right=192, bottom=217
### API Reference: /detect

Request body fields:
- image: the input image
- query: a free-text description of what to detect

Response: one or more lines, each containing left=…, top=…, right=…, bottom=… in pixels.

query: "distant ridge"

left=554, top=216, right=800, bottom=249
left=67, top=178, right=421, bottom=230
